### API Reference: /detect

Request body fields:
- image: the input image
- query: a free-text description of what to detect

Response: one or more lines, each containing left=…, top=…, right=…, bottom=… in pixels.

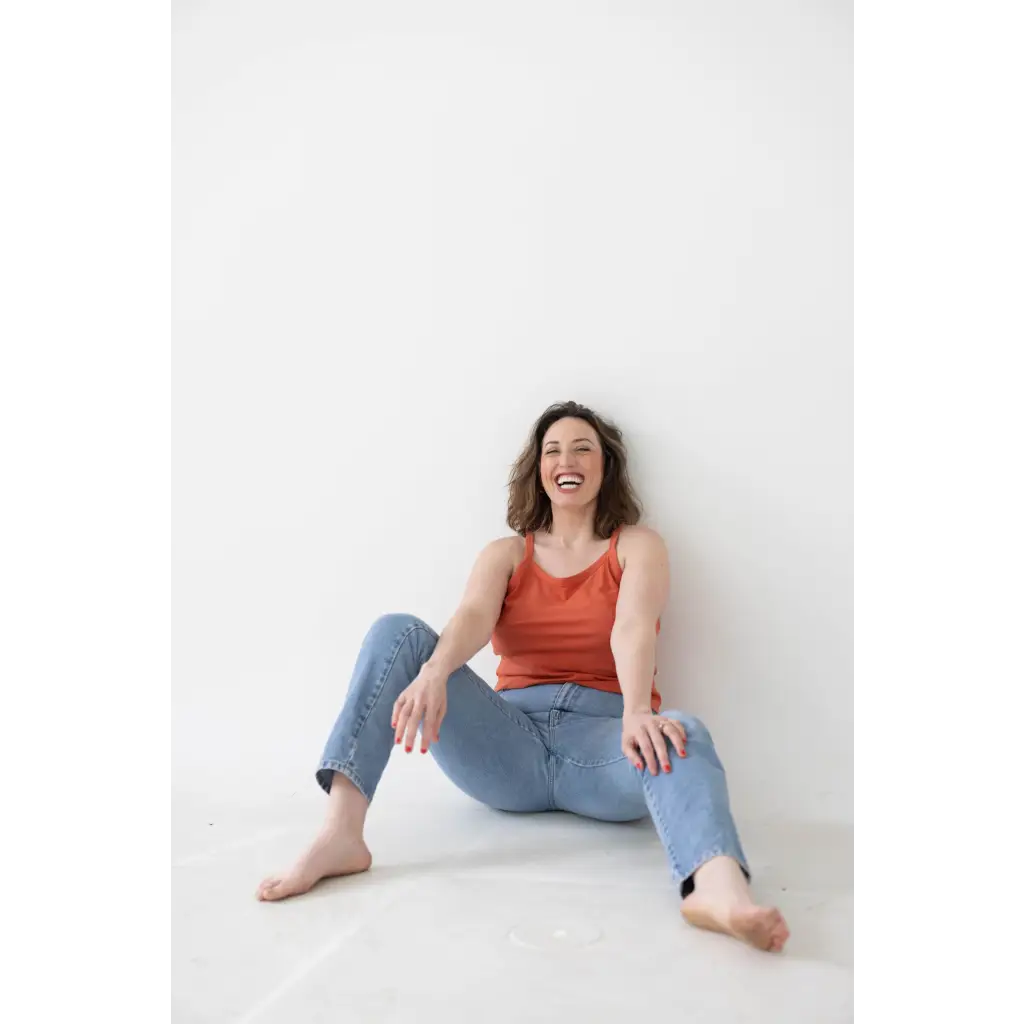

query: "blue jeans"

left=316, top=614, right=750, bottom=894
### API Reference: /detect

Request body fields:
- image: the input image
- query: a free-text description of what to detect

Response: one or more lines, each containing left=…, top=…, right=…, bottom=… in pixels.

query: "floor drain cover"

left=507, top=921, right=603, bottom=949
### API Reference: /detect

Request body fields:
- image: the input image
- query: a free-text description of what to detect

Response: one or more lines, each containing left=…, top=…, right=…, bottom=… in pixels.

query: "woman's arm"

left=423, top=537, right=518, bottom=677
left=393, top=537, right=518, bottom=752
left=612, top=527, right=684, bottom=774
left=611, top=526, right=670, bottom=713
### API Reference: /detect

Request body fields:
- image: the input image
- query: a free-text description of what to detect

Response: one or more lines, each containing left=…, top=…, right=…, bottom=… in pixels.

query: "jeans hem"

left=674, top=850, right=752, bottom=889
left=316, top=759, right=370, bottom=802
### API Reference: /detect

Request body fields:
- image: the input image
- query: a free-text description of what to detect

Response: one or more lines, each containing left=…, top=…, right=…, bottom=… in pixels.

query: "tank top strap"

left=524, top=532, right=535, bottom=559
left=608, top=526, right=624, bottom=581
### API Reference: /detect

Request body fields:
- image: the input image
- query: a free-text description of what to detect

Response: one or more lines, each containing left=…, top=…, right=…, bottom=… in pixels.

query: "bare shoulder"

left=617, top=525, right=668, bottom=569
left=480, top=535, right=526, bottom=573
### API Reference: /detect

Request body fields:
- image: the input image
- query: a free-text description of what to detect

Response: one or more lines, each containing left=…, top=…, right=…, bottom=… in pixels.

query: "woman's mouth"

left=555, top=473, right=584, bottom=492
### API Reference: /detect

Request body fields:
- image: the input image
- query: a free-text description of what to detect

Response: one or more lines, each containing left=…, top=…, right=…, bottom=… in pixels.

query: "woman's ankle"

left=690, top=855, right=752, bottom=904
left=324, top=771, right=369, bottom=832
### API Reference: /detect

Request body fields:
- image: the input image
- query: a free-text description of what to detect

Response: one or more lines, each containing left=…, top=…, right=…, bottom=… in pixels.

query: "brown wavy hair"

left=506, top=401, right=643, bottom=540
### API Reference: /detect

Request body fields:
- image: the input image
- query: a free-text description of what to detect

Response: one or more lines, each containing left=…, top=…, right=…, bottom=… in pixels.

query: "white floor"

left=173, top=768, right=852, bottom=1024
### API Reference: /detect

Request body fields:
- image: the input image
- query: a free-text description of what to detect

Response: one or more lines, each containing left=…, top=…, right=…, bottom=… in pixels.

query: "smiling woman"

left=494, top=403, right=664, bottom=712
left=256, top=399, right=789, bottom=953
left=507, top=400, right=642, bottom=540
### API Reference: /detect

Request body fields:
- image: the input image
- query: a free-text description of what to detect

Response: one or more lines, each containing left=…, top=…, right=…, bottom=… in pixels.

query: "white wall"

left=173, top=0, right=851, bottom=825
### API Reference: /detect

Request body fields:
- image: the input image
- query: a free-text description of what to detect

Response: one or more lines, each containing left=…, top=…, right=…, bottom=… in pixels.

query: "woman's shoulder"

left=615, top=524, right=667, bottom=569
left=617, top=524, right=663, bottom=544
left=480, top=534, right=527, bottom=571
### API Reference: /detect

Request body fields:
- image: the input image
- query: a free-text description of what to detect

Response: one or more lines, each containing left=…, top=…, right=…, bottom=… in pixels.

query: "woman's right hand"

left=391, top=665, right=448, bottom=754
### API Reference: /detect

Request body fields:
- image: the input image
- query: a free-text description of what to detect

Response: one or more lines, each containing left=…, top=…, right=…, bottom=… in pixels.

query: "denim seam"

left=458, top=667, right=548, bottom=744
left=561, top=752, right=630, bottom=768
left=322, top=622, right=432, bottom=800
left=342, top=621, right=429, bottom=746
left=554, top=681, right=577, bottom=712
left=642, top=772, right=684, bottom=880
left=350, top=614, right=430, bottom=737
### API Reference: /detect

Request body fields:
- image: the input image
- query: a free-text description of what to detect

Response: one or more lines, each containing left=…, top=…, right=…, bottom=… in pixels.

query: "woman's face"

left=539, top=417, right=604, bottom=511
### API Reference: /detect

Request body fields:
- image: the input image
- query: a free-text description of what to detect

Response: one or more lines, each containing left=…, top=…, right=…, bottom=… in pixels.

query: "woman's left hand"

left=621, top=711, right=686, bottom=775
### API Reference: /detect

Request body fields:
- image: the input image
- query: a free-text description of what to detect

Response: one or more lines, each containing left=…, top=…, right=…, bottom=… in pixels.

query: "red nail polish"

left=664, top=764, right=671, bottom=772
left=405, top=746, right=412, bottom=752
left=420, top=748, right=427, bottom=754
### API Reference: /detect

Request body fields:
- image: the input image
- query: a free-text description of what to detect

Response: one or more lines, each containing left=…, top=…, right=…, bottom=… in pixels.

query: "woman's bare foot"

left=681, top=893, right=790, bottom=952
left=256, top=826, right=372, bottom=902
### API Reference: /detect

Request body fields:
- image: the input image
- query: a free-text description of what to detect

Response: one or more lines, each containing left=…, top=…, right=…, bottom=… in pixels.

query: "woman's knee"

left=659, top=710, right=713, bottom=745
left=364, top=612, right=432, bottom=644
left=360, top=615, right=438, bottom=674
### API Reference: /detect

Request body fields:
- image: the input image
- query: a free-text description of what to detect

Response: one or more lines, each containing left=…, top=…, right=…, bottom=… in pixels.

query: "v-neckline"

left=529, top=537, right=613, bottom=584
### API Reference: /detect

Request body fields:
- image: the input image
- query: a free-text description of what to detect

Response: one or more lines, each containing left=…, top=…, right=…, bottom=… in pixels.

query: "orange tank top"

left=491, top=528, right=662, bottom=712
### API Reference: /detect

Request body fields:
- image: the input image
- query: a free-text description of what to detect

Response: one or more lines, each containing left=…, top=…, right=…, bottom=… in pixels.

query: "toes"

left=761, top=910, right=785, bottom=949
left=744, top=908, right=781, bottom=950
left=261, top=881, right=286, bottom=901
left=682, top=899, right=788, bottom=952
left=257, top=879, right=282, bottom=901
left=768, top=917, right=790, bottom=952
left=260, top=874, right=315, bottom=902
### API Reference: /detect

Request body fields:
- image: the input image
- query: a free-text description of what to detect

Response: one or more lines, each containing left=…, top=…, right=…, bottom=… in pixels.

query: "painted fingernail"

left=395, top=736, right=401, bottom=745
left=405, top=746, right=412, bottom=752
left=635, top=762, right=643, bottom=770
left=420, top=748, right=427, bottom=754
left=663, top=764, right=671, bottom=772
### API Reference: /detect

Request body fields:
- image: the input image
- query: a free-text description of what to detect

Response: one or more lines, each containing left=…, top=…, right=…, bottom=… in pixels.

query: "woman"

left=257, top=401, right=789, bottom=952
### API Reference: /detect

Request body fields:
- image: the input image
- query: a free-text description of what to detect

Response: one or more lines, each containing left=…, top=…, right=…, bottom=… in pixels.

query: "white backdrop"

left=173, top=0, right=851, bottom=826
